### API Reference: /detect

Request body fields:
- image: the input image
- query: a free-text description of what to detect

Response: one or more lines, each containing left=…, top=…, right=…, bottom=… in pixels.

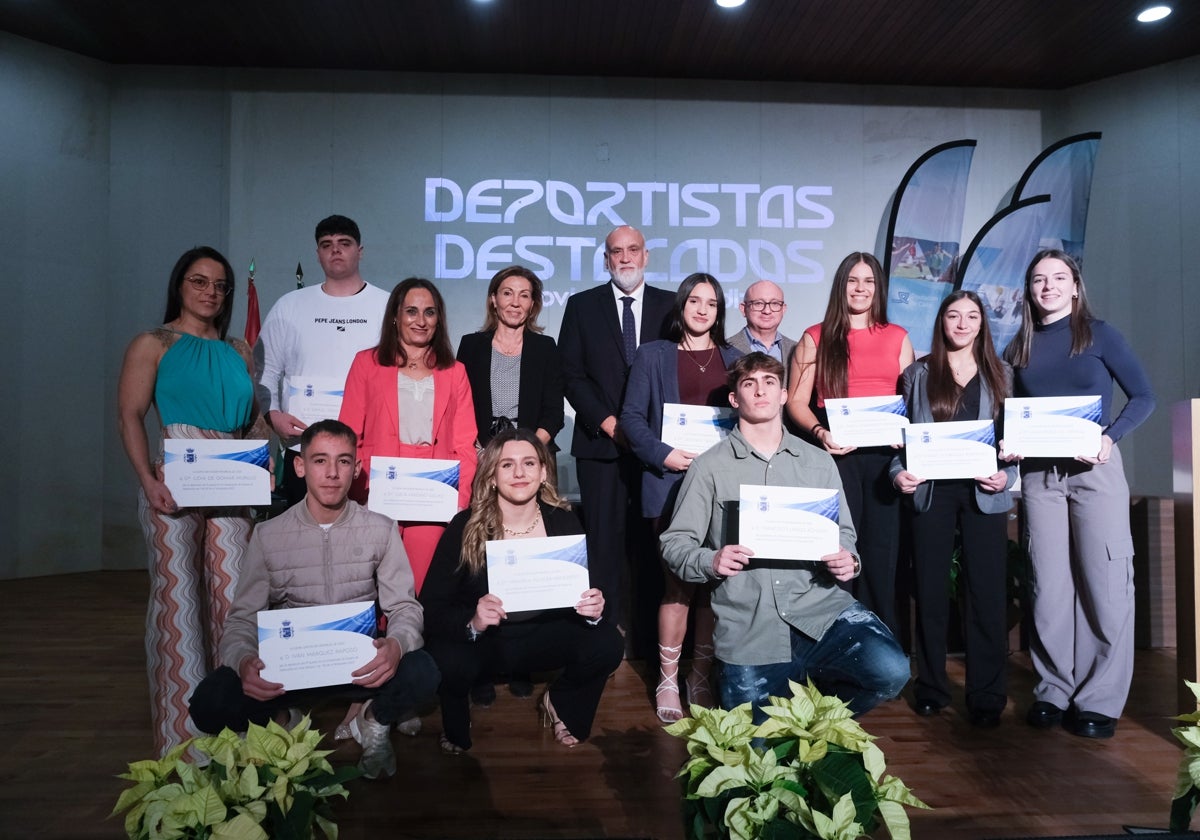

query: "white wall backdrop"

left=2, top=31, right=1193, bottom=578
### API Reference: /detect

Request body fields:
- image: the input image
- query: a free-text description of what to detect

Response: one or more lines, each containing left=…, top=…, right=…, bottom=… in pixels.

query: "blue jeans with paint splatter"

left=718, top=603, right=910, bottom=719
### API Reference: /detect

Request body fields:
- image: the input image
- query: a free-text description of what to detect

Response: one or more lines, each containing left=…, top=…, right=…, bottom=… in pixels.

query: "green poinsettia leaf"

left=315, top=810, right=341, bottom=840
left=211, top=810, right=270, bottom=840
left=725, top=792, right=781, bottom=840
left=876, top=798, right=916, bottom=840
left=874, top=774, right=930, bottom=809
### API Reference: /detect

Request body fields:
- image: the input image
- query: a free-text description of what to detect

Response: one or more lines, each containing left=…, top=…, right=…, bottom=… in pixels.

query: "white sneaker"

left=395, top=716, right=421, bottom=737
left=349, top=701, right=396, bottom=780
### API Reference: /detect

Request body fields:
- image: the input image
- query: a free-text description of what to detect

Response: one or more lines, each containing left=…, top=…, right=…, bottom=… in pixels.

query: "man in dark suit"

left=559, top=225, right=674, bottom=649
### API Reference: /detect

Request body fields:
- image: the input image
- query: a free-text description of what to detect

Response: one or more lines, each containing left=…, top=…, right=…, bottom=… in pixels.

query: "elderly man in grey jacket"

left=189, top=419, right=439, bottom=779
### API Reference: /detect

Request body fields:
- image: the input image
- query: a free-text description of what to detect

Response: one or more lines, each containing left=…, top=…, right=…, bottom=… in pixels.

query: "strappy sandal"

left=539, top=692, right=579, bottom=747
left=656, top=643, right=685, bottom=723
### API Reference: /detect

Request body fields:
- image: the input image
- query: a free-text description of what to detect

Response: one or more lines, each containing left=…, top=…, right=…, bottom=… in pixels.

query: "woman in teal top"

left=118, top=246, right=267, bottom=756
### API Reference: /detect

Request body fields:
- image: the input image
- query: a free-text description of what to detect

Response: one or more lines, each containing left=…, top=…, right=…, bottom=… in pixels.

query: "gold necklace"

left=502, top=507, right=542, bottom=536
left=681, top=344, right=717, bottom=373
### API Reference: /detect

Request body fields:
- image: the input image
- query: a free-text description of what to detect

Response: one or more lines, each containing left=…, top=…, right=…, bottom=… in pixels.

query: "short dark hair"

left=300, top=419, right=358, bottom=452
left=163, top=246, right=236, bottom=339
left=314, top=215, right=361, bottom=245
left=726, top=351, right=786, bottom=393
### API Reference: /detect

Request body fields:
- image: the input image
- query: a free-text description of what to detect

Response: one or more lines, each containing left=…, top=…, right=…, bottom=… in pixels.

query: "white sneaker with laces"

left=349, top=701, right=396, bottom=780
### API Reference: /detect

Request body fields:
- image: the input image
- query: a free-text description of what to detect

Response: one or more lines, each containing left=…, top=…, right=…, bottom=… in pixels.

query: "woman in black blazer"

left=456, top=265, right=565, bottom=452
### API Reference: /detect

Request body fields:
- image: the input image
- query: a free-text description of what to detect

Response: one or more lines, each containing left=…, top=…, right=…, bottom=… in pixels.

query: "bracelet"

left=851, top=557, right=862, bottom=578
left=811, top=423, right=825, bottom=437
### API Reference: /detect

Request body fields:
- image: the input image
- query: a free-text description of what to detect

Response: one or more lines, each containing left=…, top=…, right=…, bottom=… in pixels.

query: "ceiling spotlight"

left=1136, top=5, right=1171, bottom=22
left=716, top=0, right=747, bottom=7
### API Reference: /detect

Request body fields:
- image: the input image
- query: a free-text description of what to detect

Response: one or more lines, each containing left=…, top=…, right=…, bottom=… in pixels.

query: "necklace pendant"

left=699, top=364, right=707, bottom=372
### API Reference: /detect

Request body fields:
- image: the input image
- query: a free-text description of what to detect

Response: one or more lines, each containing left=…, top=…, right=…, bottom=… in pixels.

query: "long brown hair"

left=814, top=252, right=889, bottom=399
left=926, top=291, right=1009, bottom=421
left=459, top=428, right=571, bottom=576
left=1004, top=249, right=1095, bottom=369
left=374, top=278, right=456, bottom=369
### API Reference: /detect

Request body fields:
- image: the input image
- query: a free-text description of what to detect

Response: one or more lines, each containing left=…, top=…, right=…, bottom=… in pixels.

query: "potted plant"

left=666, top=680, right=928, bottom=840
left=112, top=716, right=358, bottom=840
left=1170, top=679, right=1200, bottom=832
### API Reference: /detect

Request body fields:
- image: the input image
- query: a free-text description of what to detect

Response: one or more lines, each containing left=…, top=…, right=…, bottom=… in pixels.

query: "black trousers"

left=188, top=649, right=440, bottom=732
left=909, top=480, right=1008, bottom=713
left=575, top=453, right=646, bottom=630
left=835, top=447, right=901, bottom=634
left=425, top=616, right=623, bottom=750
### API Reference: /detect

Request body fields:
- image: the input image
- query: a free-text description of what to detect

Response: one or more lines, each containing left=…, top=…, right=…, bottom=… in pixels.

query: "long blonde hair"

left=459, top=428, right=571, bottom=575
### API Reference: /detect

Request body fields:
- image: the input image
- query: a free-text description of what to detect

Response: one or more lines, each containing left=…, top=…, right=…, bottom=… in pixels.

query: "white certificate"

left=486, top=534, right=590, bottom=613
left=825, top=396, right=909, bottom=447
left=660, top=403, right=737, bottom=454
left=903, top=420, right=999, bottom=480
left=1003, top=395, right=1102, bottom=459
left=738, top=485, right=840, bottom=562
left=258, top=602, right=377, bottom=691
left=368, top=457, right=460, bottom=523
left=162, top=439, right=270, bottom=507
left=283, top=376, right=346, bottom=428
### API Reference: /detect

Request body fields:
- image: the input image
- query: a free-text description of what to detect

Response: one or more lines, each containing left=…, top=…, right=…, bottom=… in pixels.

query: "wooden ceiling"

left=2, top=0, right=1198, bottom=90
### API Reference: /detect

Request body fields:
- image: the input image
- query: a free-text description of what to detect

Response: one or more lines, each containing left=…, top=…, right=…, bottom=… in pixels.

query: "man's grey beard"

left=610, top=269, right=644, bottom=294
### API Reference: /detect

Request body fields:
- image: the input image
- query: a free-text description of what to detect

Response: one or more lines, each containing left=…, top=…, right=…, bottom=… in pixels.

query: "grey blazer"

left=727, top=328, right=797, bottom=386
left=889, top=358, right=1017, bottom=514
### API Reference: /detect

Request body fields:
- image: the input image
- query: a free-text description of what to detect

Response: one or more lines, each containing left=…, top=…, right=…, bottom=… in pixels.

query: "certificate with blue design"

left=660, top=403, right=737, bottom=454
left=903, top=420, right=999, bottom=480
left=283, top=375, right=345, bottom=428
left=738, top=484, right=840, bottom=562
left=368, top=456, right=460, bottom=523
left=486, top=534, right=590, bottom=613
left=257, top=602, right=377, bottom=691
left=163, top=438, right=270, bottom=507
left=1002, top=395, right=1102, bottom=458
left=824, top=396, right=909, bottom=447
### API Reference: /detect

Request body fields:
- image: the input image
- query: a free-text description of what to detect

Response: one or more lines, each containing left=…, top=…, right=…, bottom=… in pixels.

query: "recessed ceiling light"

left=716, top=0, right=747, bottom=8
left=1136, top=5, right=1171, bottom=22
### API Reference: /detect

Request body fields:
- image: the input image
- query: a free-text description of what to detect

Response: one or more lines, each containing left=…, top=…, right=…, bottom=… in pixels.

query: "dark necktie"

left=621, top=296, right=637, bottom=365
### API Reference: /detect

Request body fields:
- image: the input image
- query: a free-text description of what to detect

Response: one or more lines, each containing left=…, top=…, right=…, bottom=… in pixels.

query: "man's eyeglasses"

left=746, top=299, right=785, bottom=312
left=184, top=275, right=230, bottom=296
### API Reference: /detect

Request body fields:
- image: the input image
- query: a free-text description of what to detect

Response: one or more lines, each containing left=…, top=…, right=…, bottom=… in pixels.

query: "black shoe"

left=969, top=708, right=1002, bottom=729
left=913, top=699, right=944, bottom=717
left=1025, top=701, right=1064, bottom=729
left=1066, top=709, right=1116, bottom=739
left=508, top=675, right=534, bottom=698
left=470, top=682, right=496, bottom=708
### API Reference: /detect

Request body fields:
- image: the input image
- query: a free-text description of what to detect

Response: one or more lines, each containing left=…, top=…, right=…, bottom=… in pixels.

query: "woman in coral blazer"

left=340, top=277, right=478, bottom=594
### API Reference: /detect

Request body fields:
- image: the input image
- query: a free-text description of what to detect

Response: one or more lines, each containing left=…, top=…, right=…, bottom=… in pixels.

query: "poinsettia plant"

left=1170, top=679, right=1200, bottom=832
left=112, top=715, right=358, bottom=840
left=666, top=680, right=928, bottom=840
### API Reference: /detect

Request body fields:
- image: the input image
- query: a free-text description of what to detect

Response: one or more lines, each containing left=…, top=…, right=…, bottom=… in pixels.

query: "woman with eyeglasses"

left=118, top=246, right=269, bottom=756
left=339, top=277, right=478, bottom=595
left=786, top=252, right=914, bottom=635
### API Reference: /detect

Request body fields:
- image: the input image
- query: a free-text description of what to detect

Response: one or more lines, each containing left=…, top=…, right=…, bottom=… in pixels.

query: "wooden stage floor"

left=0, top=571, right=1188, bottom=839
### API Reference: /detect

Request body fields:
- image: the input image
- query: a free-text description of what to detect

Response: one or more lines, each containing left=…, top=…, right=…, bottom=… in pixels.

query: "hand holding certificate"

left=1002, top=395, right=1102, bottom=459
left=825, top=396, right=909, bottom=447
left=163, top=438, right=270, bottom=507
left=258, top=602, right=378, bottom=691
left=737, top=484, right=840, bottom=562
left=660, top=403, right=737, bottom=455
left=368, top=456, right=460, bottom=523
left=903, top=420, right=999, bottom=480
left=486, top=534, right=590, bottom=613
left=283, top=376, right=346, bottom=428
